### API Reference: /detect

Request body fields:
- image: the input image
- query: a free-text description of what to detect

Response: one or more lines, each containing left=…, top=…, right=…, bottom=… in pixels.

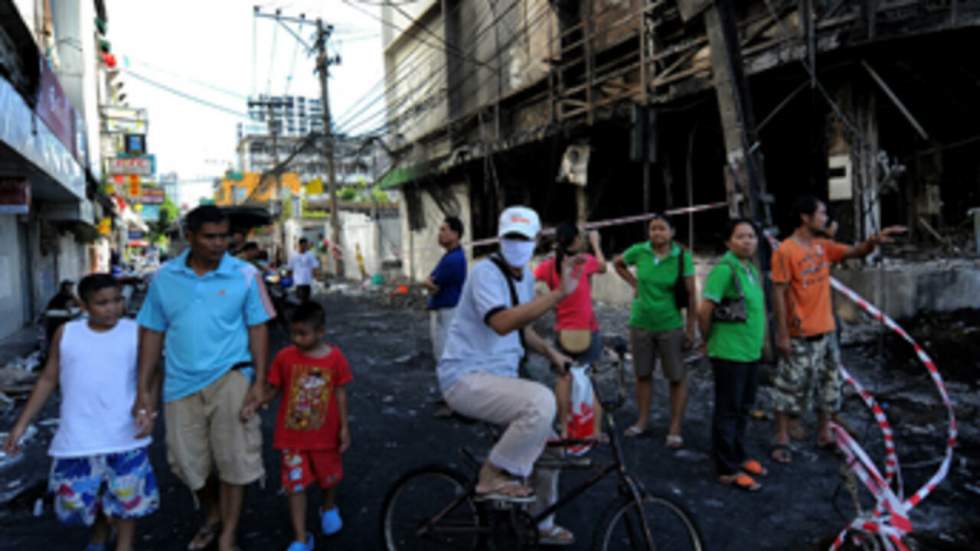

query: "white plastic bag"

left=566, top=364, right=596, bottom=456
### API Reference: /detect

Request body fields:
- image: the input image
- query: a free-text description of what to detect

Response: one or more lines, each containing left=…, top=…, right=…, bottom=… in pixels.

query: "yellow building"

left=214, top=172, right=303, bottom=206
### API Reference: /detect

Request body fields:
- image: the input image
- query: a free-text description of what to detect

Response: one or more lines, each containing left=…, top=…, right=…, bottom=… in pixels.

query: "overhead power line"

left=123, top=69, right=252, bottom=119
left=341, top=0, right=501, bottom=72
left=330, top=0, right=504, bottom=128
left=340, top=0, right=549, bottom=135
left=334, top=0, right=504, bottom=131
left=341, top=0, right=538, bottom=133
left=125, top=56, right=249, bottom=101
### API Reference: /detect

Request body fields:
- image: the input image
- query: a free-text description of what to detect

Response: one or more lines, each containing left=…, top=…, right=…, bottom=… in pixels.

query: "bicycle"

left=380, top=338, right=705, bottom=550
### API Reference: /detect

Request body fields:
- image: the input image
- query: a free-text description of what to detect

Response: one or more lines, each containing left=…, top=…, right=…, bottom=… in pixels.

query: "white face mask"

left=500, top=238, right=535, bottom=268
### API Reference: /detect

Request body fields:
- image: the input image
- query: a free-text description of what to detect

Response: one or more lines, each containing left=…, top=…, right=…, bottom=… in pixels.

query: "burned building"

left=369, top=0, right=980, bottom=310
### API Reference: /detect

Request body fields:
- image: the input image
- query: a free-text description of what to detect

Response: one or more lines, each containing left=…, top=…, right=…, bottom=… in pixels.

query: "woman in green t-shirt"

left=613, top=214, right=697, bottom=448
left=697, top=219, right=768, bottom=491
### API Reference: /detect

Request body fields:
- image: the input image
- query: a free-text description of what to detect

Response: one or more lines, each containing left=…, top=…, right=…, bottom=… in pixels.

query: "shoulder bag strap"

left=488, top=254, right=527, bottom=358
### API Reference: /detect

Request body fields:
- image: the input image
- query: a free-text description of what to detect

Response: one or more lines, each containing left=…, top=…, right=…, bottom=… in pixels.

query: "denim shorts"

left=557, top=330, right=604, bottom=365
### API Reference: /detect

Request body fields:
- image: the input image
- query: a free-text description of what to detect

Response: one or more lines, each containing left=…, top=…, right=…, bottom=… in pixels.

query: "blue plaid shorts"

left=48, top=446, right=159, bottom=526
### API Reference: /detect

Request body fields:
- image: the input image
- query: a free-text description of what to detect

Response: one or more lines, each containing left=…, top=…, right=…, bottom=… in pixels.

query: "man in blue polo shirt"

left=132, top=205, right=275, bottom=551
left=422, top=216, right=467, bottom=361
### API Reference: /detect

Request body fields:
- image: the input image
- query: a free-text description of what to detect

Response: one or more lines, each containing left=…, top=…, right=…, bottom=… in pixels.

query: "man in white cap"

left=436, top=205, right=581, bottom=546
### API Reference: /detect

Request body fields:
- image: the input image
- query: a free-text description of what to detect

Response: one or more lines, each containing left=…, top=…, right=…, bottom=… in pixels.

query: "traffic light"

left=95, top=14, right=116, bottom=68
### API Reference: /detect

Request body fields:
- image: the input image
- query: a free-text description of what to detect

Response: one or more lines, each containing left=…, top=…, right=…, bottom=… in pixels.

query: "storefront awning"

left=377, top=160, right=435, bottom=190
left=0, top=76, right=85, bottom=200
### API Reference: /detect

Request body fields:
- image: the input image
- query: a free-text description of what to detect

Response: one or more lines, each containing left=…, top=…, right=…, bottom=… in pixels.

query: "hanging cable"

left=124, top=70, right=253, bottom=119
left=284, top=21, right=301, bottom=96
left=266, top=14, right=280, bottom=95
left=341, top=0, right=501, bottom=72
left=126, top=56, right=249, bottom=100
left=337, top=0, right=531, bottom=133
left=340, top=0, right=550, bottom=136
left=333, top=0, right=497, bottom=128
left=332, top=0, right=502, bottom=128
left=251, top=10, right=258, bottom=96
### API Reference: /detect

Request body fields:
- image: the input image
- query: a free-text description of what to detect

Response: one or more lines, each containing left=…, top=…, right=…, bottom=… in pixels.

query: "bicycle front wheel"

left=593, top=494, right=705, bottom=551
left=380, top=464, right=483, bottom=551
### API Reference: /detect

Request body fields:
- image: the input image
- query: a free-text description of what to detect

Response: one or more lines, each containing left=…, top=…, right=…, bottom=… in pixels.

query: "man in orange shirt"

left=770, top=196, right=904, bottom=464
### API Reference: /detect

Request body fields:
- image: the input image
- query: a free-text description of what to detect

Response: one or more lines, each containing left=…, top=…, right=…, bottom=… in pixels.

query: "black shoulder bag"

left=673, top=245, right=690, bottom=310
left=712, top=260, right=749, bottom=323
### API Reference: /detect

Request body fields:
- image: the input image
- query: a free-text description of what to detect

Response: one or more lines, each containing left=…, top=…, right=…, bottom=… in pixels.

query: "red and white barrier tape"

left=463, top=201, right=729, bottom=248
left=764, top=232, right=956, bottom=549
left=826, top=278, right=957, bottom=550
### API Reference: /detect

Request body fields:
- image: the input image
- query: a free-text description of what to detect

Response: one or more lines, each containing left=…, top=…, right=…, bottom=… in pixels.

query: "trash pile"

left=323, top=277, right=429, bottom=311
left=0, top=351, right=41, bottom=413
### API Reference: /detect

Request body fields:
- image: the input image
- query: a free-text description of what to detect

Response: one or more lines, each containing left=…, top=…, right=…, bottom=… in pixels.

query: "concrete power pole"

left=314, top=19, right=344, bottom=279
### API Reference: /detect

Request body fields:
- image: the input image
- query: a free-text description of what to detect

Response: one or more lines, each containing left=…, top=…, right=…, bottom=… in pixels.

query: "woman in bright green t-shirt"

left=697, top=219, right=768, bottom=491
left=613, top=214, right=697, bottom=448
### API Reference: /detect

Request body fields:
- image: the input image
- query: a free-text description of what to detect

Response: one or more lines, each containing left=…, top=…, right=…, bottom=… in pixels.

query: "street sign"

left=141, top=204, right=160, bottom=222
left=140, top=185, right=164, bottom=204
left=125, top=134, right=146, bottom=155
left=100, top=105, right=148, bottom=134
left=108, top=155, right=155, bottom=176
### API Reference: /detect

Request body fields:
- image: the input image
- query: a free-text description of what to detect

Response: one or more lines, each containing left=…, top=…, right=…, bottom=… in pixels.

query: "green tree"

left=149, top=195, right=179, bottom=245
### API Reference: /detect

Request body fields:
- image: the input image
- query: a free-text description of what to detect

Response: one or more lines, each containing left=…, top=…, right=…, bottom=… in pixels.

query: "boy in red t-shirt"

left=265, top=301, right=352, bottom=551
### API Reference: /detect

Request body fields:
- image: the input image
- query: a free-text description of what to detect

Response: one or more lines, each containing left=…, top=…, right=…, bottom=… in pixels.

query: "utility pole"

left=315, top=19, right=344, bottom=279
left=254, top=7, right=344, bottom=278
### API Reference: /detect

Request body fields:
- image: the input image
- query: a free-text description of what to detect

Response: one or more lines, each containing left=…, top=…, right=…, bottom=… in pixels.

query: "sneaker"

left=285, top=532, right=314, bottom=551
left=321, top=506, right=343, bottom=535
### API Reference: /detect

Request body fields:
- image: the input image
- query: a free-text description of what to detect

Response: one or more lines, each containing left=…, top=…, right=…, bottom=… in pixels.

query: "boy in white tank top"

left=4, top=274, right=159, bottom=551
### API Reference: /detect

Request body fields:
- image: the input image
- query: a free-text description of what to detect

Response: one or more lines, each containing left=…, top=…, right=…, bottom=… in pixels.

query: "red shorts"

left=280, top=449, right=343, bottom=493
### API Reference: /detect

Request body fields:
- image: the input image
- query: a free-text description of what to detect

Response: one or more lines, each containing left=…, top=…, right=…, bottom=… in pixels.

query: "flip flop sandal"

left=741, top=459, right=768, bottom=477
left=665, top=434, right=684, bottom=449
left=770, top=444, right=792, bottom=464
left=623, top=425, right=646, bottom=438
left=720, top=473, right=761, bottom=492
left=538, top=525, right=576, bottom=546
left=474, top=480, right=536, bottom=504
left=187, top=522, right=221, bottom=551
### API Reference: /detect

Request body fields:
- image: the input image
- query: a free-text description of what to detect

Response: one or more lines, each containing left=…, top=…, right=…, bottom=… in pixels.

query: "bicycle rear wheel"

left=593, top=494, right=705, bottom=551
left=380, top=464, right=483, bottom=551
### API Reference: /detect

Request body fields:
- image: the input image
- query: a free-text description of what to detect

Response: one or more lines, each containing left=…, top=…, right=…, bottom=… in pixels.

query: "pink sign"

left=36, top=57, right=77, bottom=159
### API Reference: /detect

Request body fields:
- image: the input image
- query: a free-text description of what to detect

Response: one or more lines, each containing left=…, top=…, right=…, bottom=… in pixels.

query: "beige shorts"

left=164, top=370, right=264, bottom=490
left=629, top=327, right=686, bottom=382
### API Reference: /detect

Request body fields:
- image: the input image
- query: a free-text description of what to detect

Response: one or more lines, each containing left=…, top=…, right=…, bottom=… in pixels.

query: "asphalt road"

left=1, top=290, right=977, bottom=550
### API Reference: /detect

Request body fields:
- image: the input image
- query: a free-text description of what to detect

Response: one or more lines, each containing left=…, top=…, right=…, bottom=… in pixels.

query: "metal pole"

left=316, top=18, right=345, bottom=278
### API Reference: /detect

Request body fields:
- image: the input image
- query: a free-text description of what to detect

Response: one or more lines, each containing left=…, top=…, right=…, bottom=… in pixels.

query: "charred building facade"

left=372, top=0, right=980, bottom=299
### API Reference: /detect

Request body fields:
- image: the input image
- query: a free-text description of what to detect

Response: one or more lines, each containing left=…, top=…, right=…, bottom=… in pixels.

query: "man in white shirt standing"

left=288, top=237, right=321, bottom=303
